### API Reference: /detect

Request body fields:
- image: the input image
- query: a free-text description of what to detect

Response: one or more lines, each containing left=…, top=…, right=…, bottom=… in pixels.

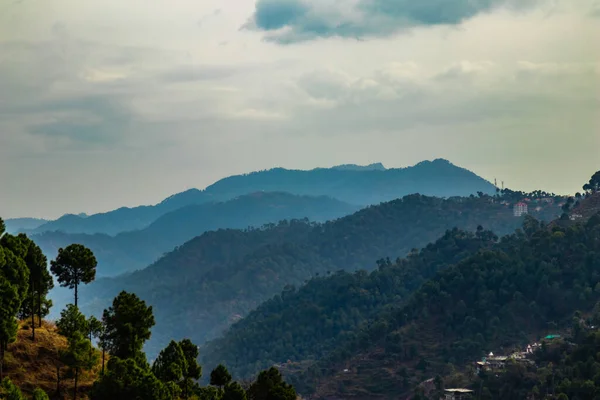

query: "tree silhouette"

left=18, top=235, right=53, bottom=340
left=583, top=171, right=600, bottom=193
left=0, top=278, right=19, bottom=381
left=179, top=338, right=201, bottom=399
left=223, top=382, right=248, bottom=400
left=102, top=291, right=155, bottom=363
left=60, top=331, right=97, bottom=400
left=210, top=364, right=232, bottom=389
left=56, top=304, right=88, bottom=339
left=92, top=358, right=171, bottom=400
left=51, top=244, right=97, bottom=307
left=248, top=367, right=296, bottom=400
left=152, top=340, right=187, bottom=399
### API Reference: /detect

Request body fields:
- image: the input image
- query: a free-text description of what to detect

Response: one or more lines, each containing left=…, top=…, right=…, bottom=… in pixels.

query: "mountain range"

left=32, top=192, right=359, bottom=277
left=201, top=194, right=598, bottom=399
left=19, top=159, right=495, bottom=237
left=71, top=193, right=562, bottom=361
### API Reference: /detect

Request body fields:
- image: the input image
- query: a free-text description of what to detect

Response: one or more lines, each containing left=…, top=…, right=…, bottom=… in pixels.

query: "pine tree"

left=223, top=382, right=248, bottom=400
left=210, top=364, right=232, bottom=390
left=56, top=304, right=88, bottom=339
left=92, top=357, right=171, bottom=400
left=102, top=291, right=155, bottom=364
left=248, top=367, right=296, bottom=400
left=179, top=338, right=202, bottom=399
left=0, top=278, right=20, bottom=381
left=152, top=340, right=187, bottom=398
left=60, top=331, right=97, bottom=400
left=18, top=235, right=52, bottom=341
left=50, top=244, right=97, bottom=307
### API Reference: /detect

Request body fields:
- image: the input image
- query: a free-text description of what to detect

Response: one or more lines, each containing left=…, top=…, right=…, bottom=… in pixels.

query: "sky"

left=0, top=0, right=599, bottom=219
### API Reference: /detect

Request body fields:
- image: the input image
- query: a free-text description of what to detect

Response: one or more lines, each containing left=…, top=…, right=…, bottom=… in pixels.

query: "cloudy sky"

left=1, top=0, right=598, bottom=219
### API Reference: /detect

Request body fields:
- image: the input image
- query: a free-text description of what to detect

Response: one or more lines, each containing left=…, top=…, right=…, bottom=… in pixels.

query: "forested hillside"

left=292, top=213, right=600, bottom=399
left=76, top=194, right=561, bottom=359
left=25, top=159, right=495, bottom=236
left=472, top=323, right=600, bottom=399
left=33, top=193, right=358, bottom=277
left=0, top=216, right=298, bottom=400
left=201, top=228, right=499, bottom=379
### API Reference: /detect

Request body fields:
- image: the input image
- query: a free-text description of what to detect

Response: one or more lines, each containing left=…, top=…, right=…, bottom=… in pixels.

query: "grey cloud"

left=250, top=0, right=310, bottom=30
left=286, top=61, right=597, bottom=136
left=26, top=96, right=132, bottom=149
left=246, top=0, right=541, bottom=43
left=158, top=65, right=240, bottom=83
left=590, top=1, right=600, bottom=16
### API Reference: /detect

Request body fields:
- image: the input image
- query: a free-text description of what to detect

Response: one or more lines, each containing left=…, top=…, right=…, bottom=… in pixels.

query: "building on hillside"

left=570, top=213, right=583, bottom=221
left=514, top=202, right=528, bottom=217
left=444, top=388, right=473, bottom=400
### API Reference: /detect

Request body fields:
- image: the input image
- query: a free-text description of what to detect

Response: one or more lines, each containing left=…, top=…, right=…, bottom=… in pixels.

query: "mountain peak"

left=329, top=163, right=386, bottom=171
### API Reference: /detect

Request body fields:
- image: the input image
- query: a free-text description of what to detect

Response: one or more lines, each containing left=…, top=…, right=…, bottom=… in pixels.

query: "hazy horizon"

left=1, top=0, right=598, bottom=219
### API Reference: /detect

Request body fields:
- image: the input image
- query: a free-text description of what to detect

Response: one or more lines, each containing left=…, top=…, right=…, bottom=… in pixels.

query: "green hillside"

left=34, top=192, right=359, bottom=277
left=201, top=228, right=498, bottom=379
left=293, top=212, right=600, bottom=399
left=76, top=194, right=561, bottom=359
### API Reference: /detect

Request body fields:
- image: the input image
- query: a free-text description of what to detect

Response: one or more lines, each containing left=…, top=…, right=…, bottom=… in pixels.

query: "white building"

left=514, top=202, right=528, bottom=217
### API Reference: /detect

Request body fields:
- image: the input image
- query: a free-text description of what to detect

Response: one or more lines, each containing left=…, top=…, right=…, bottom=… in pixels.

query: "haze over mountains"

left=9, top=159, right=495, bottom=280
left=75, top=193, right=562, bottom=360
left=11, top=159, right=494, bottom=236
left=9, top=157, right=590, bottom=400
left=33, top=192, right=359, bottom=277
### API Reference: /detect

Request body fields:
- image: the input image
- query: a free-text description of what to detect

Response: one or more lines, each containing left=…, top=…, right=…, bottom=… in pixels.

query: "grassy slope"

left=4, top=321, right=102, bottom=400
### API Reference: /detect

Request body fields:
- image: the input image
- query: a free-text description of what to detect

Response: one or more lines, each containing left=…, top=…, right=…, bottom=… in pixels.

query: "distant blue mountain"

left=28, top=159, right=494, bottom=236
left=33, top=192, right=360, bottom=277
left=4, top=218, right=48, bottom=234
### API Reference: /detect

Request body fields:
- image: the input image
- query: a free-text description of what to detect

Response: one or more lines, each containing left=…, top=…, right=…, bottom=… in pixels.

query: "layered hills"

left=33, top=192, right=359, bottom=277
left=282, top=207, right=600, bottom=399
left=201, top=227, right=499, bottom=379
left=74, top=194, right=561, bottom=360
left=26, top=159, right=495, bottom=236
left=4, top=218, right=48, bottom=234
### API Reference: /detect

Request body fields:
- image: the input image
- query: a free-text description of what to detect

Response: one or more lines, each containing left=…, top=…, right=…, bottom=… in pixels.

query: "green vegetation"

left=453, top=313, right=600, bottom=399
left=50, top=244, right=97, bottom=307
left=1, top=216, right=299, bottom=400
left=79, top=193, right=561, bottom=358
left=292, top=212, right=600, bottom=398
left=583, top=170, right=600, bottom=193
left=35, top=192, right=360, bottom=276
left=202, top=227, right=498, bottom=378
left=1, top=378, right=25, bottom=399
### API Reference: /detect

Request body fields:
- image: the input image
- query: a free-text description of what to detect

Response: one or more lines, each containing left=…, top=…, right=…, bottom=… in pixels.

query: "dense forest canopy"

left=0, top=217, right=297, bottom=400
left=74, top=193, right=562, bottom=359
left=32, top=193, right=359, bottom=277
left=291, top=211, right=600, bottom=399
left=201, top=227, right=499, bottom=379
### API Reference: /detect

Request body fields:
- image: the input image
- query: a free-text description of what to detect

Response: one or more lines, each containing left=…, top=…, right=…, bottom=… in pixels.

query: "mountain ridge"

left=73, top=193, right=561, bottom=361
left=35, top=192, right=359, bottom=277
left=27, top=159, right=495, bottom=236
